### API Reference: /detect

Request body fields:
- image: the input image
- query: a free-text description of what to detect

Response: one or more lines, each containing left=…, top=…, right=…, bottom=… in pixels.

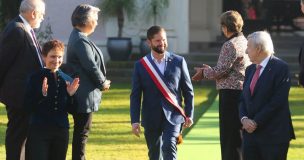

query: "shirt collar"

left=259, top=55, right=271, bottom=68
left=151, top=52, right=166, bottom=63
left=19, top=15, right=32, bottom=32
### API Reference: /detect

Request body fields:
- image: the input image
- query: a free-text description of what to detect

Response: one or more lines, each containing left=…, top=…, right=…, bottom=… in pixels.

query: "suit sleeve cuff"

left=241, top=116, right=248, bottom=123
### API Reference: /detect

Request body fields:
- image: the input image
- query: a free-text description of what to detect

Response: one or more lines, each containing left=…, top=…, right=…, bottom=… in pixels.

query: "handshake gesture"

left=42, top=77, right=80, bottom=96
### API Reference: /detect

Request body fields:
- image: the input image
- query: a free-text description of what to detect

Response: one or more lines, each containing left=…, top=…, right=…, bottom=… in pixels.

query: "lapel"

left=245, top=65, right=255, bottom=97
left=164, top=51, right=173, bottom=77
left=251, top=56, right=275, bottom=96
left=146, top=54, right=177, bottom=92
left=16, top=17, right=43, bottom=67
left=146, top=54, right=166, bottom=79
left=146, top=52, right=173, bottom=80
left=76, top=28, right=106, bottom=75
left=88, top=39, right=106, bottom=75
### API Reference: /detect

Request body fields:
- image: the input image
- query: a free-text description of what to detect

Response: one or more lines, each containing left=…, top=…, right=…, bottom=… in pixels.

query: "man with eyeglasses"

left=0, top=0, right=45, bottom=159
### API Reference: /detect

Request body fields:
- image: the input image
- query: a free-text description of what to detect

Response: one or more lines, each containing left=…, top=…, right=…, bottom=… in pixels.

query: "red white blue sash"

left=140, top=56, right=187, bottom=119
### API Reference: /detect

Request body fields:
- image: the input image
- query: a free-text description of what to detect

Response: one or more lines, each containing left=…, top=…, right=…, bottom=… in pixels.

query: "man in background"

left=0, top=0, right=45, bottom=159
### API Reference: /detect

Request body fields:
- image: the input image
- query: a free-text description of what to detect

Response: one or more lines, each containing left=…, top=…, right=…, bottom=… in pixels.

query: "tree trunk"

left=117, top=7, right=124, bottom=38
left=153, top=4, right=157, bottom=25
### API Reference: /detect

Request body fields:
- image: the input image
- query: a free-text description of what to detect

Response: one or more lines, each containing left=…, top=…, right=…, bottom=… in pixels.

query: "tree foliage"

left=99, top=0, right=137, bottom=37
left=0, top=0, right=21, bottom=30
left=144, top=0, right=169, bottom=25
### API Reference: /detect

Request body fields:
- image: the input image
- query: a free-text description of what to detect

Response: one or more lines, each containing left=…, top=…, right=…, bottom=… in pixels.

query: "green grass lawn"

left=287, top=87, right=304, bottom=159
left=0, top=85, right=302, bottom=159
left=0, top=83, right=217, bottom=160
left=179, top=86, right=304, bottom=160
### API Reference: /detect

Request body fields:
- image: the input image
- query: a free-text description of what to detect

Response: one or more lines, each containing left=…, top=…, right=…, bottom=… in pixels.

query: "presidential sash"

left=140, top=56, right=187, bottom=119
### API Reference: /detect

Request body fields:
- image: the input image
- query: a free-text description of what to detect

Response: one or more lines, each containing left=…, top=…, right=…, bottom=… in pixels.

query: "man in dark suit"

left=239, top=31, right=295, bottom=160
left=130, top=26, right=194, bottom=160
left=0, top=0, right=45, bottom=159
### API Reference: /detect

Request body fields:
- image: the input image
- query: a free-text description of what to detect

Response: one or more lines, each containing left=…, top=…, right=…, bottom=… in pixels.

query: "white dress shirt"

left=151, top=52, right=166, bottom=75
left=19, top=15, right=44, bottom=67
left=258, top=55, right=271, bottom=76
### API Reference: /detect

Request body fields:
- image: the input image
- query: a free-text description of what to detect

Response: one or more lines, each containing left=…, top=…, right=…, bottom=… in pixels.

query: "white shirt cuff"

left=241, top=116, right=248, bottom=123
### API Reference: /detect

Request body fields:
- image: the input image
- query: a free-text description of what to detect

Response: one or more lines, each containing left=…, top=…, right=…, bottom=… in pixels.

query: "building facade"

left=41, top=0, right=223, bottom=58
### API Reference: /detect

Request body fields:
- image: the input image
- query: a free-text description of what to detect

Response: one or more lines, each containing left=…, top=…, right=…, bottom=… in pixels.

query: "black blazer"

left=66, top=28, right=106, bottom=113
left=24, top=68, right=73, bottom=128
left=239, top=56, right=295, bottom=145
left=0, top=16, right=42, bottom=108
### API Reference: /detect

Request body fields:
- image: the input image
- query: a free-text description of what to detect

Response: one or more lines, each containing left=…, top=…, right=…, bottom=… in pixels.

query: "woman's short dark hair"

left=71, top=4, right=100, bottom=27
left=147, top=25, right=165, bottom=40
left=220, top=10, right=243, bottom=33
left=42, top=40, right=65, bottom=57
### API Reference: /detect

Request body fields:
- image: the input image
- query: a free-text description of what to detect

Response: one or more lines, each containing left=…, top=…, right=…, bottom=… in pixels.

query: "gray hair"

left=19, top=0, right=45, bottom=13
left=302, top=0, right=304, bottom=4
left=71, top=4, right=100, bottom=27
left=247, top=31, right=274, bottom=55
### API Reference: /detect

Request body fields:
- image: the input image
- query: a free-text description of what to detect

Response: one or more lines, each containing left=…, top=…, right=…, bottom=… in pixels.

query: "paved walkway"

left=179, top=96, right=221, bottom=160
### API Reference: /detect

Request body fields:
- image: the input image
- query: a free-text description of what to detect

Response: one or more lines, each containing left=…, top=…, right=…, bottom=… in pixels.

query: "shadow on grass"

left=85, top=137, right=146, bottom=145
left=290, top=144, right=304, bottom=148
left=96, top=108, right=129, bottom=115
left=92, top=120, right=130, bottom=124
left=290, top=105, right=304, bottom=116
left=194, top=122, right=219, bottom=128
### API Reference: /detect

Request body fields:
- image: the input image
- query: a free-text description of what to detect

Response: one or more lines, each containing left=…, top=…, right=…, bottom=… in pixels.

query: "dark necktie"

left=30, top=29, right=44, bottom=67
left=250, top=65, right=262, bottom=95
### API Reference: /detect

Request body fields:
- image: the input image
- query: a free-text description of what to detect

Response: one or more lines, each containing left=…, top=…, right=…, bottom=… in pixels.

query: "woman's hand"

left=66, top=78, right=80, bottom=96
left=192, top=64, right=211, bottom=81
left=192, top=67, right=204, bottom=81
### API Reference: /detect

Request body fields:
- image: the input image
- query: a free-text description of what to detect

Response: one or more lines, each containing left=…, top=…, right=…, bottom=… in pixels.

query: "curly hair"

left=42, top=39, right=65, bottom=57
